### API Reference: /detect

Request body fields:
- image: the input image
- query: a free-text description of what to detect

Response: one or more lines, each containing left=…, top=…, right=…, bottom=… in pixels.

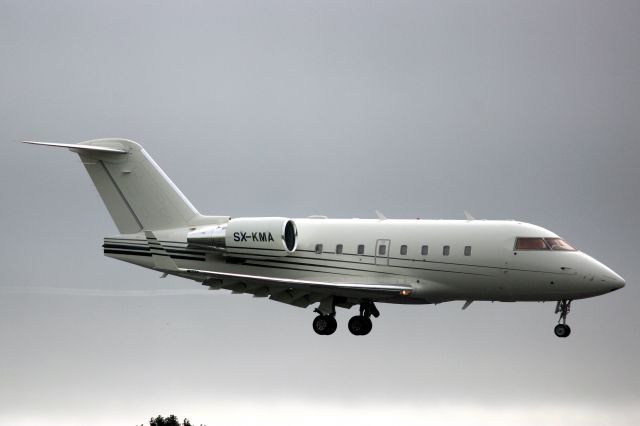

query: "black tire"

left=360, top=316, right=372, bottom=335
left=554, top=324, right=571, bottom=338
left=325, top=316, right=337, bottom=335
left=348, top=316, right=363, bottom=335
left=313, top=315, right=330, bottom=335
left=348, top=316, right=372, bottom=336
left=313, top=315, right=337, bottom=335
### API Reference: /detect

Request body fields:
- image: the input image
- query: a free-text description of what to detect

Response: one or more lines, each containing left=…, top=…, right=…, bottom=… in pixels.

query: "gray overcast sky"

left=1, top=1, right=639, bottom=425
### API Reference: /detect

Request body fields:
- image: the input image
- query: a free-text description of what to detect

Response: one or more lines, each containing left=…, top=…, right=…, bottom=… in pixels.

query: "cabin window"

left=315, top=244, right=323, bottom=254
left=378, top=245, right=386, bottom=255
left=464, top=246, right=472, bottom=256
left=421, top=245, right=429, bottom=255
left=443, top=245, right=450, bottom=256
left=357, top=244, right=365, bottom=255
left=336, top=244, right=343, bottom=254
left=515, top=237, right=549, bottom=250
left=400, top=245, right=408, bottom=255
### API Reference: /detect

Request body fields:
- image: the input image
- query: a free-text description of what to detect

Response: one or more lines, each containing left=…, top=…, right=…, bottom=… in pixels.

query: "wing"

left=179, top=267, right=414, bottom=310
left=144, top=231, right=414, bottom=308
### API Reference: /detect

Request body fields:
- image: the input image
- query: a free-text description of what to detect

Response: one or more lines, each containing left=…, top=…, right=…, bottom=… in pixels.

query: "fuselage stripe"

left=104, top=249, right=152, bottom=257
left=104, top=238, right=568, bottom=276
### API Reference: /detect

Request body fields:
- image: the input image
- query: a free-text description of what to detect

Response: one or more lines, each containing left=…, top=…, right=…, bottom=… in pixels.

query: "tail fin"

left=24, top=138, right=220, bottom=233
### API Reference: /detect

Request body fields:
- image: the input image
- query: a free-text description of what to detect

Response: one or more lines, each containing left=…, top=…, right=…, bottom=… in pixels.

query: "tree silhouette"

left=147, top=414, right=198, bottom=426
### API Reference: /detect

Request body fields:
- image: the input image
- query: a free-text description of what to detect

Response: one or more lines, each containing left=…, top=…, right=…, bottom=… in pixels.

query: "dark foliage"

left=146, top=414, right=197, bottom=426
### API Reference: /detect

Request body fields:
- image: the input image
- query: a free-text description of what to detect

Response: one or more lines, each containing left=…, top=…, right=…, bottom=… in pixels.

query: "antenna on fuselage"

left=375, top=210, right=387, bottom=220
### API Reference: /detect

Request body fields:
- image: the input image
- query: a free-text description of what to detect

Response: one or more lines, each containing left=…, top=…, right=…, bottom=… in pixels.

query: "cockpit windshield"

left=544, top=238, right=576, bottom=251
left=515, top=237, right=548, bottom=250
left=515, top=237, right=577, bottom=251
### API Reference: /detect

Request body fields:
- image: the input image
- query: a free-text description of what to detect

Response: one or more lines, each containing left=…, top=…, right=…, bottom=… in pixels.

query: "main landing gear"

left=312, top=313, right=337, bottom=335
left=312, top=300, right=380, bottom=336
left=348, top=301, right=379, bottom=336
left=554, top=299, right=572, bottom=338
left=312, top=297, right=338, bottom=335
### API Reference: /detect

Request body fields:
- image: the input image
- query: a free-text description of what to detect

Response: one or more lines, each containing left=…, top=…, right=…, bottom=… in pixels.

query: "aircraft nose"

left=607, top=273, right=626, bottom=290
left=594, top=264, right=625, bottom=292
left=580, top=254, right=625, bottom=294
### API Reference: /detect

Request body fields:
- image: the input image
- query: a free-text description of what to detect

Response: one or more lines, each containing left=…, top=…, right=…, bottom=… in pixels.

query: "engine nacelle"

left=187, top=217, right=298, bottom=256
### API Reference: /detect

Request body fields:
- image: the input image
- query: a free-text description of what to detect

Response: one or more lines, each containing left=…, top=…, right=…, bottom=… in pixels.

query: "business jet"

left=23, top=139, right=625, bottom=338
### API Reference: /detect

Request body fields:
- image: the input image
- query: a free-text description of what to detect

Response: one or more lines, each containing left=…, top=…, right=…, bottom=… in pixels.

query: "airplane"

left=23, top=138, right=625, bottom=338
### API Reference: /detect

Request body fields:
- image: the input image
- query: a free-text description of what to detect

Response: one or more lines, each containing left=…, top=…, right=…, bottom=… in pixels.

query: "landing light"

left=400, top=289, right=412, bottom=296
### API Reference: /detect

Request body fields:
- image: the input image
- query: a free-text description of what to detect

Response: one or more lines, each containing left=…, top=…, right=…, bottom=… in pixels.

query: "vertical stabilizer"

left=24, top=138, right=224, bottom=232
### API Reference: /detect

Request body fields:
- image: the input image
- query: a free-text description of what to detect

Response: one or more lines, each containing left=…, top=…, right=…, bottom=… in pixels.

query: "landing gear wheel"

left=348, top=316, right=372, bottom=336
left=325, top=316, right=337, bottom=335
left=554, top=323, right=571, bottom=338
left=554, top=300, right=573, bottom=338
left=313, top=315, right=337, bottom=335
left=360, top=316, right=372, bottom=335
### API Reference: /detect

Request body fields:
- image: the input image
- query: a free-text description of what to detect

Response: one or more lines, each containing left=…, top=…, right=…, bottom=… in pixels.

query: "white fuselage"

left=104, top=218, right=625, bottom=304
left=27, top=138, right=626, bottom=336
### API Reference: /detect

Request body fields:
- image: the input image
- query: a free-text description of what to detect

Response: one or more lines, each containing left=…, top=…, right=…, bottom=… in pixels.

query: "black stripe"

left=103, top=243, right=150, bottom=251
left=105, top=242, right=206, bottom=258
left=169, top=254, right=206, bottom=261
left=247, top=256, right=488, bottom=277
left=166, top=248, right=207, bottom=256
left=105, top=238, right=566, bottom=276
left=224, top=250, right=559, bottom=276
left=105, top=249, right=204, bottom=262
left=149, top=248, right=206, bottom=259
left=107, top=239, right=206, bottom=255
left=104, top=249, right=152, bottom=257
left=248, top=257, right=400, bottom=276
left=145, top=248, right=205, bottom=261
left=223, top=243, right=557, bottom=274
left=105, top=240, right=487, bottom=276
left=103, top=241, right=148, bottom=247
left=222, top=251, right=489, bottom=277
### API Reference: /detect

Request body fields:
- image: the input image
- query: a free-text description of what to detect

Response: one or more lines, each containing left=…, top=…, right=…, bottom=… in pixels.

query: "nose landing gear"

left=554, top=300, right=572, bottom=338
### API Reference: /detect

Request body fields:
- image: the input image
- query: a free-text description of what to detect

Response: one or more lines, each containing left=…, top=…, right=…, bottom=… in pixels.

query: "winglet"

left=464, top=211, right=475, bottom=221
left=22, top=140, right=127, bottom=154
left=144, top=231, right=179, bottom=271
left=462, top=300, right=473, bottom=310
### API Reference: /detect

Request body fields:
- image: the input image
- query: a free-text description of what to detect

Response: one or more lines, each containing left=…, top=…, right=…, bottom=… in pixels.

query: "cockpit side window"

left=514, top=237, right=549, bottom=250
left=545, top=238, right=576, bottom=251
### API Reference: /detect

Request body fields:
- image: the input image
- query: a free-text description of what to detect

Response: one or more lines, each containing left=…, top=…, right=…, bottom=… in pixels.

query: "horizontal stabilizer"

left=22, top=141, right=127, bottom=154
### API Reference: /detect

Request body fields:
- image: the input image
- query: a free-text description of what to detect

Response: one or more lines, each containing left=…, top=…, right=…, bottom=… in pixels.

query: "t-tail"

left=23, top=139, right=228, bottom=232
